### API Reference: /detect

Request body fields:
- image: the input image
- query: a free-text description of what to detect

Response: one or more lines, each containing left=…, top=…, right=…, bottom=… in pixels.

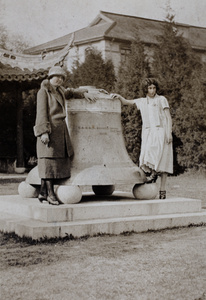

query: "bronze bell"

left=24, top=86, right=146, bottom=202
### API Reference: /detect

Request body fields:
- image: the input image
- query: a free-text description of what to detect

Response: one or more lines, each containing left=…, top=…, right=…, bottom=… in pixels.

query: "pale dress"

left=134, top=95, right=173, bottom=174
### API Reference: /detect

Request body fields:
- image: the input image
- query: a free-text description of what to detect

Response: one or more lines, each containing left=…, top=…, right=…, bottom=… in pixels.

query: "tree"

left=152, top=14, right=206, bottom=170
left=115, top=32, right=151, bottom=164
left=116, top=32, right=150, bottom=98
left=0, top=24, right=30, bottom=52
left=152, top=15, right=193, bottom=112
left=70, top=48, right=116, bottom=92
left=0, top=25, right=7, bottom=50
left=175, top=65, right=206, bottom=169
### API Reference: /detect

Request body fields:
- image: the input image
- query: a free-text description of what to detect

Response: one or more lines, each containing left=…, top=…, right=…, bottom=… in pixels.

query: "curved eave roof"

left=0, top=63, right=48, bottom=82
left=0, top=36, right=73, bottom=83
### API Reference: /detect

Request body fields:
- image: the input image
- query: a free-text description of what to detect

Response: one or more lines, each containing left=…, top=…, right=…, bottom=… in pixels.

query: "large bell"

left=25, top=86, right=147, bottom=201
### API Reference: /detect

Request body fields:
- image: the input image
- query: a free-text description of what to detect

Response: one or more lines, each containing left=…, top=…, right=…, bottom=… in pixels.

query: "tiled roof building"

left=24, top=11, right=206, bottom=73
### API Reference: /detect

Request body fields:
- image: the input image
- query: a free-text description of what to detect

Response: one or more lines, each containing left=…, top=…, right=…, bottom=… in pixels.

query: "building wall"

left=66, top=39, right=131, bottom=74
left=65, top=37, right=206, bottom=75
left=66, top=40, right=107, bottom=71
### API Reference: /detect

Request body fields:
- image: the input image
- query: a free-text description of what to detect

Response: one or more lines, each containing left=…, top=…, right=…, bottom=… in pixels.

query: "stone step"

left=1, top=210, right=206, bottom=240
left=0, top=193, right=205, bottom=240
left=0, top=193, right=202, bottom=223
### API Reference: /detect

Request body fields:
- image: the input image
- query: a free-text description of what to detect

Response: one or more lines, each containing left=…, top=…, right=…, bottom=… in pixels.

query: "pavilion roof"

left=0, top=35, right=73, bottom=83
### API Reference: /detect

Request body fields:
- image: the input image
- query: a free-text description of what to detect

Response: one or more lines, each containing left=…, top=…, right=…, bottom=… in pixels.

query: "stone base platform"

left=0, top=192, right=206, bottom=240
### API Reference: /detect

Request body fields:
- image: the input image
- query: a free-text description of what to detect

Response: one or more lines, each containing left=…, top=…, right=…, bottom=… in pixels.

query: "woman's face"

left=50, top=75, right=64, bottom=87
left=147, top=84, right=156, bottom=98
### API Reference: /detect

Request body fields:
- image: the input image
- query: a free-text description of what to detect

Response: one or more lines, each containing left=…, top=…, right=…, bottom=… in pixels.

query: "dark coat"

left=34, top=79, right=74, bottom=158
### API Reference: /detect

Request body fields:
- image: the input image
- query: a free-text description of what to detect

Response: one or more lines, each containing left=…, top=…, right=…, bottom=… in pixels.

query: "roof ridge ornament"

left=0, top=33, right=74, bottom=71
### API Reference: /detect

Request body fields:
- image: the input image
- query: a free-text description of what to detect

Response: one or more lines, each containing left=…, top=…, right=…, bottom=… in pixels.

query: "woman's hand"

left=110, top=93, right=121, bottom=99
left=84, top=92, right=97, bottom=103
left=98, top=89, right=109, bottom=94
left=166, top=132, right=173, bottom=144
left=40, top=133, right=50, bottom=146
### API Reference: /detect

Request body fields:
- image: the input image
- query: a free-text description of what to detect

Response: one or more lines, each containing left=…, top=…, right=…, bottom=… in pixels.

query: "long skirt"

left=139, top=127, right=173, bottom=174
left=38, top=157, right=71, bottom=179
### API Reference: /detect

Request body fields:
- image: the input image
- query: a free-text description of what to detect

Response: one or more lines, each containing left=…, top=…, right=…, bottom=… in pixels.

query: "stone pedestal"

left=0, top=193, right=205, bottom=240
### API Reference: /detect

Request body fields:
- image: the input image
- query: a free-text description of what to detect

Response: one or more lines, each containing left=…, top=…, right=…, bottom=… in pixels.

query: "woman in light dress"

left=111, top=78, right=173, bottom=199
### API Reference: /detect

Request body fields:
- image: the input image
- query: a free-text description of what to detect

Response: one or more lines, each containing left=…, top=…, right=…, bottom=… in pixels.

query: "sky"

left=1, top=0, right=206, bottom=47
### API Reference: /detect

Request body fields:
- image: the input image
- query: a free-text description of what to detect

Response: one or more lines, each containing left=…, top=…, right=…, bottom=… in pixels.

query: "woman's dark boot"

left=45, top=180, right=59, bottom=205
left=38, top=179, right=47, bottom=203
left=159, top=190, right=166, bottom=199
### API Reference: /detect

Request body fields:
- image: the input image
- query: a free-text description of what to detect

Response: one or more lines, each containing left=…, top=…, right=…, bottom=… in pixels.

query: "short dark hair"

left=141, top=78, right=160, bottom=95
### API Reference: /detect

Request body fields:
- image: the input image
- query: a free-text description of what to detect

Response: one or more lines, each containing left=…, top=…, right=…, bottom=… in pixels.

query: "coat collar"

left=41, top=79, right=65, bottom=108
left=41, top=79, right=63, bottom=93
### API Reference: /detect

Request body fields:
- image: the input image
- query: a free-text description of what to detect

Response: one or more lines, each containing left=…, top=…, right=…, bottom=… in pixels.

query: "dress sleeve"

left=160, top=96, right=170, bottom=109
left=134, top=98, right=141, bottom=110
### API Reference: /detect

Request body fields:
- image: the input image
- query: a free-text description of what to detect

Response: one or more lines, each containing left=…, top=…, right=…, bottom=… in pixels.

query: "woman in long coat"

left=34, top=66, right=95, bottom=205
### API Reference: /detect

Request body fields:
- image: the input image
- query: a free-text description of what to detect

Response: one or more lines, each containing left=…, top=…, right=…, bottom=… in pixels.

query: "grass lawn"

left=0, top=171, right=206, bottom=300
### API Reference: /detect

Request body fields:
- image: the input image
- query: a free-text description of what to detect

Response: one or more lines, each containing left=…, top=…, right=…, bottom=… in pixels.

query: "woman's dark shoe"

left=56, top=197, right=64, bottom=205
left=38, top=192, right=47, bottom=203
left=159, top=190, right=166, bottom=199
left=47, top=195, right=59, bottom=205
left=141, top=169, right=151, bottom=177
left=146, top=171, right=158, bottom=183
